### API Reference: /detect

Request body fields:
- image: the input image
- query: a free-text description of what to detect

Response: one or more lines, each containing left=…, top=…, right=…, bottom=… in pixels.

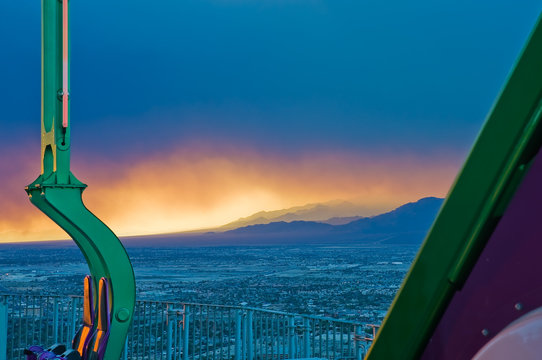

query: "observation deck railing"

left=0, top=294, right=378, bottom=360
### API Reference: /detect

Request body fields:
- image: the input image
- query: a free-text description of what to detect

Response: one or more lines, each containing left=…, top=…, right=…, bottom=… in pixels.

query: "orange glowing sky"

left=0, top=143, right=462, bottom=243
left=4, top=0, right=539, bottom=243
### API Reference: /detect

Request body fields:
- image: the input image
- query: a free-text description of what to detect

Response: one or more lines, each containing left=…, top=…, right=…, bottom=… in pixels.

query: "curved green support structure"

left=25, top=1, right=136, bottom=359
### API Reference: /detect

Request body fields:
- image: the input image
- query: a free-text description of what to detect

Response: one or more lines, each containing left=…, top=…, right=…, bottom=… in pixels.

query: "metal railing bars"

left=0, top=294, right=378, bottom=360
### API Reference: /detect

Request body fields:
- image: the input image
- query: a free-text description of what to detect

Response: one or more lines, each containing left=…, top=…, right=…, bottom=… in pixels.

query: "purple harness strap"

left=96, top=278, right=111, bottom=360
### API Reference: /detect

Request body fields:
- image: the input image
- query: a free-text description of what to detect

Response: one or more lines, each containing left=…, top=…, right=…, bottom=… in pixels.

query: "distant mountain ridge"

left=123, top=197, right=444, bottom=247
left=323, top=216, right=365, bottom=225
left=226, top=197, right=443, bottom=242
left=217, top=200, right=388, bottom=230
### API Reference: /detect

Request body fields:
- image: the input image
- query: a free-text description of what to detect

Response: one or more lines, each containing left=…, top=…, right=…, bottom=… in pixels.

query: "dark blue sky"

left=2, top=1, right=542, bottom=241
left=2, top=1, right=542, bottom=158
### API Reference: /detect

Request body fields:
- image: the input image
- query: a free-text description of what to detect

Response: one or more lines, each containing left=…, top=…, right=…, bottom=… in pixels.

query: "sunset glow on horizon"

left=1, top=144, right=461, bottom=243
left=3, top=1, right=540, bottom=243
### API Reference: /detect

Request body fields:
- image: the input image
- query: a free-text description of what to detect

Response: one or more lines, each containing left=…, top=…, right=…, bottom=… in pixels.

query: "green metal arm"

left=365, top=13, right=542, bottom=360
left=25, top=1, right=135, bottom=359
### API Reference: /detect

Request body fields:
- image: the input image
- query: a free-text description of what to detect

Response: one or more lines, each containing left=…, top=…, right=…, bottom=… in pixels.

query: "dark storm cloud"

left=2, top=0, right=541, bottom=158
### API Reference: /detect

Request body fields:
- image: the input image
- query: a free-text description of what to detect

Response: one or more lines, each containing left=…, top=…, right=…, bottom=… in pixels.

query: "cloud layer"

left=0, top=143, right=461, bottom=243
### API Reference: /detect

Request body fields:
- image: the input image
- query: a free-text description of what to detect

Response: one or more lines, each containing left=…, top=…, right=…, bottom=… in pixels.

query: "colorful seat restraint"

left=24, top=276, right=95, bottom=360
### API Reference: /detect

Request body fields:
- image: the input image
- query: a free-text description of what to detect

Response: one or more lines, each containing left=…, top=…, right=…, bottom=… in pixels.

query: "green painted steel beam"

left=26, top=1, right=136, bottom=359
left=366, top=13, right=542, bottom=360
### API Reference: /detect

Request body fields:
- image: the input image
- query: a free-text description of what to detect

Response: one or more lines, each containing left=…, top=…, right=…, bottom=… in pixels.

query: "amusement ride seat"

left=24, top=275, right=96, bottom=360
left=84, top=277, right=112, bottom=360
left=31, top=277, right=113, bottom=360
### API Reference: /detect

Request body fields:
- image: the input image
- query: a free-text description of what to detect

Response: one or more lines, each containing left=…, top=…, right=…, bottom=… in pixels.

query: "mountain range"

left=124, top=197, right=444, bottom=247
left=216, top=200, right=387, bottom=230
